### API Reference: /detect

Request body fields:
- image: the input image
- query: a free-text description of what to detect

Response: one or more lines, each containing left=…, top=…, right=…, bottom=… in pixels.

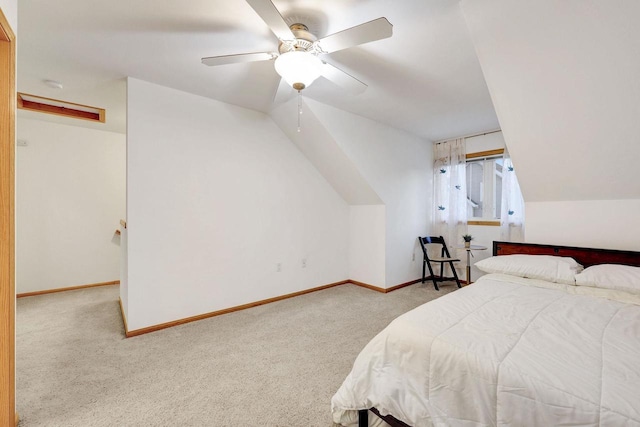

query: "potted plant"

left=462, top=234, right=474, bottom=248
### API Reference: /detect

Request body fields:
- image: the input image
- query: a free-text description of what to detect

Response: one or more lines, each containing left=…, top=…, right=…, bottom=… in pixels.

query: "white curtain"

left=433, top=138, right=467, bottom=267
left=500, top=150, right=525, bottom=242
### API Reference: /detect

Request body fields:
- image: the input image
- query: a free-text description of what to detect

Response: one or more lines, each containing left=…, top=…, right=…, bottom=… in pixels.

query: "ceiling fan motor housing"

left=278, top=23, right=320, bottom=54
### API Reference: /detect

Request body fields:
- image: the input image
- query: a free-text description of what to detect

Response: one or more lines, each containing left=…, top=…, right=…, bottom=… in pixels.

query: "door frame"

left=0, top=6, right=16, bottom=426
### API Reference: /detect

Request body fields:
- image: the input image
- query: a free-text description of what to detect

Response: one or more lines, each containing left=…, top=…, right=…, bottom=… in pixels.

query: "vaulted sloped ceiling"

left=17, top=0, right=499, bottom=141
left=270, top=98, right=382, bottom=205
left=462, top=0, right=640, bottom=203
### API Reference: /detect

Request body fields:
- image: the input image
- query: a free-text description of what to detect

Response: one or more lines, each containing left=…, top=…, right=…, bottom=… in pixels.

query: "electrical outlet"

left=302, top=258, right=307, bottom=268
left=276, top=263, right=282, bottom=272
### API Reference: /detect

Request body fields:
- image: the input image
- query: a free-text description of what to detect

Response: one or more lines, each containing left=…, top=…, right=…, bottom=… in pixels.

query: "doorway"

left=0, top=6, right=16, bottom=426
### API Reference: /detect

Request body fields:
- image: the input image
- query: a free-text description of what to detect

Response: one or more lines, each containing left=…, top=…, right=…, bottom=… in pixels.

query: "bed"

left=331, top=241, right=640, bottom=427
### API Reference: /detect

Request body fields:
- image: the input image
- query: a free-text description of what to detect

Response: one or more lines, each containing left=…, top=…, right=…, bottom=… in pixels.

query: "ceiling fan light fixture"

left=274, top=51, right=323, bottom=91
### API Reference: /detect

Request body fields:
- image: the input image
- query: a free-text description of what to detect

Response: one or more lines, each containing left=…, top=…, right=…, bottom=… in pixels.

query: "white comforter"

left=331, top=274, right=640, bottom=426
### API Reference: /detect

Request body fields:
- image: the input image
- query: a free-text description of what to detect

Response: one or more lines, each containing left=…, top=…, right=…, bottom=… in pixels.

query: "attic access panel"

left=17, top=92, right=105, bottom=123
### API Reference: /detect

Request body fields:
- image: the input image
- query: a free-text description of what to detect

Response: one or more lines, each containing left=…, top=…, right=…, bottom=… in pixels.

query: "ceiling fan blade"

left=321, top=62, right=368, bottom=95
left=201, top=52, right=275, bottom=66
left=318, top=17, right=393, bottom=53
left=245, top=0, right=295, bottom=41
left=272, top=76, right=295, bottom=105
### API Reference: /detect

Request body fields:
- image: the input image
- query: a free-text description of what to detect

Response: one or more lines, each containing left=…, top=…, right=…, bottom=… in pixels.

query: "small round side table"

left=456, top=244, right=487, bottom=285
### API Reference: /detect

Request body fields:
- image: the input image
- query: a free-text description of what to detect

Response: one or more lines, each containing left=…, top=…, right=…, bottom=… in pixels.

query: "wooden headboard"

left=493, top=241, right=640, bottom=268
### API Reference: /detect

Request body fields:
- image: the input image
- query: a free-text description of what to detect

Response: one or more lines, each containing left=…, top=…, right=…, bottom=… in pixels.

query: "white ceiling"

left=17, top=0, right=499, bottom=140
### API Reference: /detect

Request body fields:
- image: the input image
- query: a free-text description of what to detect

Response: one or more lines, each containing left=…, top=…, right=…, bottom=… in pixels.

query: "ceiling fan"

left=201, top=0, right=393, bottom=98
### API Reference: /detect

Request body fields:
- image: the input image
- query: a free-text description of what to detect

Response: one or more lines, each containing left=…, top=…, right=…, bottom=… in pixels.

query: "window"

left=466, top=149, right=504, bottom=223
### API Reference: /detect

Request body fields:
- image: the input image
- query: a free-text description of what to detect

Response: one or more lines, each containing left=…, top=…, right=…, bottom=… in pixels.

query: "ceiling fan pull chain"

left=297, top=91, right=302, bottom=132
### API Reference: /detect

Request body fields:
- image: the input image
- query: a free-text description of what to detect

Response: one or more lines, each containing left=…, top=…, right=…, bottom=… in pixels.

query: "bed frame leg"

left=358, top=409, right=368, bottom=427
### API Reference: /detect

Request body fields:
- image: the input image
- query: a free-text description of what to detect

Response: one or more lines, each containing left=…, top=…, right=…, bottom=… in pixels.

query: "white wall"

left=305, top=99, right=433, bottom=288
left=526, top=200, right=640, bottom=251
left=349, top=206, right=386, bottom=287
left=462, top=0, right=640, bottom=251
left=119, top=225, right=128, bottom=319
left=16, top=118, right=125, bottom=293
left=126, top=78, right=349, bottom=331
left=0, top=0, right=17, bottom=32
left=270, top=99, right=386, bottom=287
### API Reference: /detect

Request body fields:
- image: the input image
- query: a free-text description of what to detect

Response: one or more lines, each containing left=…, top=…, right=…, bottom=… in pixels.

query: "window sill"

left=468, top=220, right=500, bottom=226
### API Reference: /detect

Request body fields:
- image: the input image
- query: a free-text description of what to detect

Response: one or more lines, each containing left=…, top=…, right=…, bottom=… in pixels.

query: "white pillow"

left=575, top=264, right=640, bottom=295
left=475, top=254, right=583, bottom=285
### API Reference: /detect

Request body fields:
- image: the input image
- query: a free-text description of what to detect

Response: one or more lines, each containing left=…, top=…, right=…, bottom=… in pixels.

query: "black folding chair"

left=418, top=236, right=462, bottom=291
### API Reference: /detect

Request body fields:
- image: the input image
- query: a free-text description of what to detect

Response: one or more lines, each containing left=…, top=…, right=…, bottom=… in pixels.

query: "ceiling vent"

left=17, top=92, right=105, bottom=123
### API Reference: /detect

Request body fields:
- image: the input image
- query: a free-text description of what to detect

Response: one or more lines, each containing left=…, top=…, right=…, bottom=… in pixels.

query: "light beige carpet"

left=16, top=281, right=457, bottom=426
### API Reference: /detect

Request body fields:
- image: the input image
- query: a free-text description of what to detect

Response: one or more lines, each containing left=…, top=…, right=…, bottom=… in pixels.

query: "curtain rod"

left=434, top=129, right=501, bottom=145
